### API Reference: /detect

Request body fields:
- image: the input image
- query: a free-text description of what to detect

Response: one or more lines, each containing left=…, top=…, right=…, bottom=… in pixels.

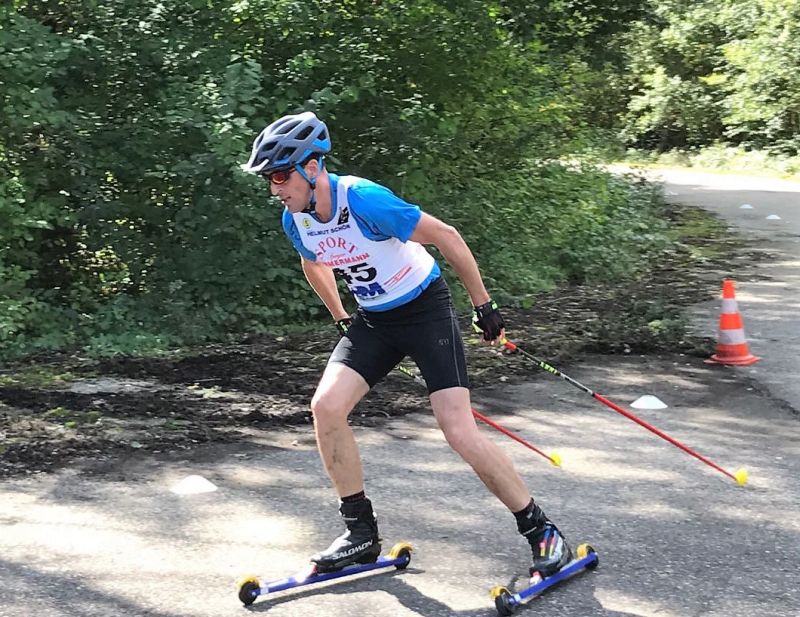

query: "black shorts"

left=329, top=277, right=470, bottom=393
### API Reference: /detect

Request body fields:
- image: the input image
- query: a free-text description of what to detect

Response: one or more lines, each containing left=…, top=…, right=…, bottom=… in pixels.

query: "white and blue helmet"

left=241, top=111, right=331, bottom=174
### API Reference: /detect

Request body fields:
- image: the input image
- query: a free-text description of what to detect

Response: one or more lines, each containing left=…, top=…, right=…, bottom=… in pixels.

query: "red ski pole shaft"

left=394, top=364, right=560, bottom=466
left=471, top=409, right=560, bottom=466
left=502, top=338, right=746, bottom=485
left=591, top=392, right=736, bottom=481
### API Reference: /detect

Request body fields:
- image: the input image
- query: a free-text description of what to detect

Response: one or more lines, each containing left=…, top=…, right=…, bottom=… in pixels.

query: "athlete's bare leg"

left=310, top=363, right=370, bottom=497
left=430, top=386, right=531, bottom=511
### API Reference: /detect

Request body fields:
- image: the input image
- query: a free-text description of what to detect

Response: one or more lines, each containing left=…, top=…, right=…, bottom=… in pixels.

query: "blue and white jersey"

left=282, top=174, right=440, bottom=311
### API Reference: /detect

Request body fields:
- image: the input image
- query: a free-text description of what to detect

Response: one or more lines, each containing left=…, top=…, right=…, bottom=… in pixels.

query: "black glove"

left=472, top=299, right=505, bottom=341
left=334, top=317, right=352, bottom=336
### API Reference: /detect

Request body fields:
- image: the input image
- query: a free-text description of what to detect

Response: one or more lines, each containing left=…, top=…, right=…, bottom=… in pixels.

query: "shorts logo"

left=337, top=206, right=350, bottom=225
left=438, top=338, right=450, bottom=346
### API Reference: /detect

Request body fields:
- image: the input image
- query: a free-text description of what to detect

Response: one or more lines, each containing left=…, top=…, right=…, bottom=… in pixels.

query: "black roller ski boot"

left=311, top=497, right=382, bottom=573
left=517, top=502, right=573, bottom=578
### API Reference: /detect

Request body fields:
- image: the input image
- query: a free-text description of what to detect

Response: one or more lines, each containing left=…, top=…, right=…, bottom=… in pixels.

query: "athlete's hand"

left=472, top=299, right=505, bottom=343
left=334, top=317, right=352, bottom=337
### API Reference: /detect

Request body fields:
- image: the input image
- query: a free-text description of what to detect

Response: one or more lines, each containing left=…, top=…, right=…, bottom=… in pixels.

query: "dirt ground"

left=0, top=205, right=764, bottom=478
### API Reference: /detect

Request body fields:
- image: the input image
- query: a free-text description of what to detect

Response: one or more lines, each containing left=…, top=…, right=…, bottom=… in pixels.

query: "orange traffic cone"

left=706, top=279, right=760, bottom=366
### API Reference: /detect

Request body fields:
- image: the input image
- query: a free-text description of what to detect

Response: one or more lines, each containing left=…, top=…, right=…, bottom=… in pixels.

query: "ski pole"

left=500, top=338, right=748, bottom=486
left=394, top=364, right=561, bottom=467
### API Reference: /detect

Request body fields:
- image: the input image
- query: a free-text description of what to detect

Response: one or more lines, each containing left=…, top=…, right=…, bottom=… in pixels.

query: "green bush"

left=409, top=161, right=668, bottom=309
left=1, top=1, right=671, bottom=359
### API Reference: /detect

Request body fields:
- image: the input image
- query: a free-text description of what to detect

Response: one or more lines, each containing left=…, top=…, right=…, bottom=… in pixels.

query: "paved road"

left=1, top=169, right=799, bottom=617
left=645, top=168, right=800, bottom=408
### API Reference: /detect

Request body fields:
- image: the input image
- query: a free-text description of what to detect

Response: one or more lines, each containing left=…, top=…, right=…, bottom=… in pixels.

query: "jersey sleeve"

left=281, top=209, right=316, bottom=261
left=346, top=179, right=422, bottom=242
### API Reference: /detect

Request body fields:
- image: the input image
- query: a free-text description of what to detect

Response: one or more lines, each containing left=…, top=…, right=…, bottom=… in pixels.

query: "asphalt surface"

left=652, top=168, right=800, bottom=409
left=1, top=170, right=799, bottom=617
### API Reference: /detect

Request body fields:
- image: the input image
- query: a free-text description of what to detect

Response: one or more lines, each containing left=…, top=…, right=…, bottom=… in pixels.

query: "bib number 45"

left=333, top=264, right=386, bottom=299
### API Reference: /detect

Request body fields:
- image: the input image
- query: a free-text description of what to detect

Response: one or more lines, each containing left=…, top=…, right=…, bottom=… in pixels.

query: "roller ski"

left=237, top=497, right=412, bottom=607
left=491, top=503, right=599, bottom=615
left=237, top=541, right=413, bottom=606
left=490, top=542, right=598, bottom=615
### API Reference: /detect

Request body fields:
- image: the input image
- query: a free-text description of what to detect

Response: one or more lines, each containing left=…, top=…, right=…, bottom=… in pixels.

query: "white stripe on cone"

left=718, top=328, right=747, bottom=345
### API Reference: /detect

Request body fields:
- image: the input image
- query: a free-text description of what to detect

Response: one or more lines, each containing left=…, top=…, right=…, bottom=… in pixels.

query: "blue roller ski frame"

left=491, top=543, right=599, bottom=616
left=237, top=542, right=413, bottom=607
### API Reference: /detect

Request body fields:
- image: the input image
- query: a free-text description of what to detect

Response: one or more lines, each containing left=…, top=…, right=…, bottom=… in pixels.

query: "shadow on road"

left=0, top=558, right=186, bottom=617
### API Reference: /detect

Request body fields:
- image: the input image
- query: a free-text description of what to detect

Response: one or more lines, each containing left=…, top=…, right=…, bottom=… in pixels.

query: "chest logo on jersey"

left=337, top=206, right=350, bottom=225
left=306, top=223, right=350, bottom=237
left=315, top=236, right=369, bottom=266
left=302, top=218, right=311, bottom=229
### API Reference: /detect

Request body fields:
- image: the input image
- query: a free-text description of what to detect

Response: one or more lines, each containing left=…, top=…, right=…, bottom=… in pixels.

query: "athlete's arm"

left=409, top=212, right=491, bottom=307
left=301, top=257, right=350, bottom=321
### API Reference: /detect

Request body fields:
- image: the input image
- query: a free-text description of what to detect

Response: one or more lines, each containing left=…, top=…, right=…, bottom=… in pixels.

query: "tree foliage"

left=2, top=0, right=746, bottom=358
left=619, top=0, right=800, bottom=152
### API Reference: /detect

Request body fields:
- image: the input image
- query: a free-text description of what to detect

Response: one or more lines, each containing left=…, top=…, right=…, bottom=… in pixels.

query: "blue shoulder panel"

left=281, top=209, right=316, bottom=261
left=346, top=179, right=422, bottom=242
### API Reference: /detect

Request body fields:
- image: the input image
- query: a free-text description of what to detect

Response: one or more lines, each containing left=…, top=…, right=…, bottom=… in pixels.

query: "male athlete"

left=242, top=111, right=572, bottom=578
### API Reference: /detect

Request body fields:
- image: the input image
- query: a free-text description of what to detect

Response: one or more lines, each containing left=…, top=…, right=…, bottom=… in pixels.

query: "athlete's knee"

left=440, top=419, right=483, bottom=456
left=310, top=391, right=351, bottom=424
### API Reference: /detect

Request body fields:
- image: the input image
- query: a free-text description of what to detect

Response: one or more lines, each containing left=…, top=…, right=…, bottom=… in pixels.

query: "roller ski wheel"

left=576, top=543, right=599, bottom=570
left=490, top=586, right=516, bottom=616
left=236, top=575, right=261, bottom=607
left=236, top=542, right=413, bottom=607
left=489, top=542, right=599, bottom=616
left=387, top=541, right=413, bottom=569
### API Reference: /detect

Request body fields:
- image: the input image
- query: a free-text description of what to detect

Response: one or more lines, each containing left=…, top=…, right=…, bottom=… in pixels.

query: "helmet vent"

left=278, top=147, right=297, bottom=162
left=241, top=111, right=331, bottom=174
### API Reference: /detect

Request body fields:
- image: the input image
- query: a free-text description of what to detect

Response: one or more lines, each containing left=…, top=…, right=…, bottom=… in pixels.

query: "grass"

left=623, top=145, right=800, bottom=182
left=0, top=367, right=77, bottom=388
left=666, top=206, right=731, bottom=261
left=44, top=406, right=104, bottom=426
